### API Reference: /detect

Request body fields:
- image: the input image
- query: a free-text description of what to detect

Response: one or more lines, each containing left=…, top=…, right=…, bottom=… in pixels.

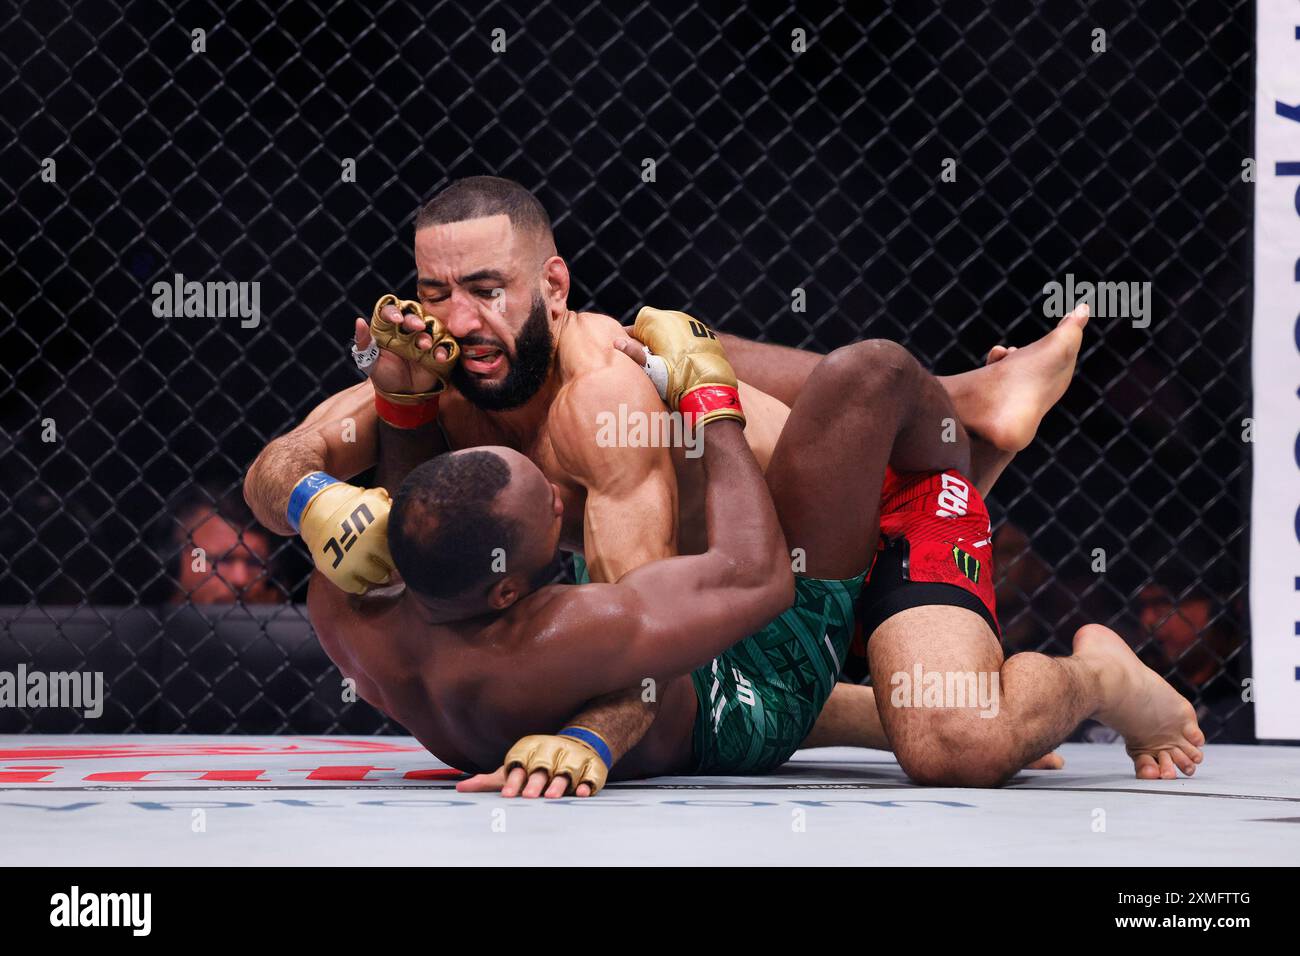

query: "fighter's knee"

left=892, top=722, right=1018, bottom=789
left=818, top=339, right=919, bottom=395
left=906, top=759, right=1013, bottom=789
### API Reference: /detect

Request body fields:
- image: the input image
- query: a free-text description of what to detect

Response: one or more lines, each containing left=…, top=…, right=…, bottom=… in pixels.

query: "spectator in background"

left=993, top=523, right=1253, bottom=743
left=1135, top=578, right=1253, bottom=743
left=170, top=492, right=283, bottom=605
left=993, top=522, right=1090, bottom=656
left=1074, top=569, right=1252, bottom=744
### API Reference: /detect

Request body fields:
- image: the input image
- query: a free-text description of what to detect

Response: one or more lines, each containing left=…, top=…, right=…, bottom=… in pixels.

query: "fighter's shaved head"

left=415, top=176, right=555, bottom=255
left=390, top=450, right=518, bottom=602
left=390, top=446, right=563, bottom=616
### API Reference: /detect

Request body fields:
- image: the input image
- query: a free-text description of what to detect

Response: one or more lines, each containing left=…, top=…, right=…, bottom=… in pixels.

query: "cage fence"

left=0, top=0, right=1253, bottom=740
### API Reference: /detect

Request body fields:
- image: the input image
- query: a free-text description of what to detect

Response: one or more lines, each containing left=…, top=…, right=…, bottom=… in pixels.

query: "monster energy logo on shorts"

left=952, top=546, right=980, bottom=584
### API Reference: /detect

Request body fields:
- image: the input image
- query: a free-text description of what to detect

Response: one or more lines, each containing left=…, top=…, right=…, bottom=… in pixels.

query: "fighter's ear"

left=541, top=255, right=569, bottom=310
left=487, top=575, right=523, bottom=611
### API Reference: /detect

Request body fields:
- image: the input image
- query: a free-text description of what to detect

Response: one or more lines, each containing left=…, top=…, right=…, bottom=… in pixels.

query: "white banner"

left=1250, top=0, right=1300, bottom=739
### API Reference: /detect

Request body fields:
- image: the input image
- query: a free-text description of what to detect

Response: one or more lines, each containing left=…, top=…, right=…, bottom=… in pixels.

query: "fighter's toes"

left=1059, top=302, right=1091, bottom=329
left=1178, top=731, right=1205, bottom=770
left=1157, top=750, right=1178, bottom=780
left=1135, top=753, right=1163, bottom=779
left=1131, top=737, right=1202, bottom=779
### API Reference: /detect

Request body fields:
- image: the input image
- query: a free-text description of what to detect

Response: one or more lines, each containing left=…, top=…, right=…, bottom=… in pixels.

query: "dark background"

left=0, top=0, right=1254, bottom=739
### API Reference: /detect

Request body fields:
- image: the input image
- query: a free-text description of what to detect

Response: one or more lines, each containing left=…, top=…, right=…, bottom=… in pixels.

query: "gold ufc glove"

left=503, top=727, right=612, bottom=796
left=288, top=473, right=394, bottom=594
left=632, top=307, right=744, bottom=428
left=369, top=294, right=460, bottom=402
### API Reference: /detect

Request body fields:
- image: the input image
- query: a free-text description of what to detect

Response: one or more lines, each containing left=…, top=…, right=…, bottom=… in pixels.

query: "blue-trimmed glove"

left=502, top=726, right=613, bottom=796
left=288, top=472, right=394, bottom=594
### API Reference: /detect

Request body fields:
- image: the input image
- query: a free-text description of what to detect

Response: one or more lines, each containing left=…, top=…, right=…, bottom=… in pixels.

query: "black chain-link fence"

left=1, top=1, right=1253, bottom=741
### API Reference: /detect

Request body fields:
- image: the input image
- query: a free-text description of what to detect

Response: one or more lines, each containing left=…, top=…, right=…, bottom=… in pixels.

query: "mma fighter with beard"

left=246, top=177, right=1161, bottom=792
left=247, top=305, right=1203, bottom=796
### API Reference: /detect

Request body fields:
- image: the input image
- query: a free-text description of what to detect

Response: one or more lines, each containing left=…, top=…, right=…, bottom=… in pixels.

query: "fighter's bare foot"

left=955, top=304, right=1089, bottom=453
left=1073, top=623, right=1205, bottom=779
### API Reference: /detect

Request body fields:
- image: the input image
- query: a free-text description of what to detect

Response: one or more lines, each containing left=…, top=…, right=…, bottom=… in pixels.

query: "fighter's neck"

left=476, top=373, right=559, bottom=439
left=400, top=588, right=542, bottom=645
left=401, top=588, right=486, bottom=629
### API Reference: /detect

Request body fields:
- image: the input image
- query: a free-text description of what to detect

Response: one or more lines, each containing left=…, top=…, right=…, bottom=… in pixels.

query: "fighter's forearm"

left=557, top=688, right=657, bottom=768
left=697, top=421, right=787, bottom=590
left=374, top=420, right=445, bottom=492
left=244, top=382, right=379, bottom=535
left=245, top=430, right=330, bottom=535
left=615, top=420, right=793, bottom=673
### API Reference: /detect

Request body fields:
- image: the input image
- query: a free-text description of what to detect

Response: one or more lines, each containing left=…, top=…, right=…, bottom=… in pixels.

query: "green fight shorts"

left=571, top=555, right=864, bottom=775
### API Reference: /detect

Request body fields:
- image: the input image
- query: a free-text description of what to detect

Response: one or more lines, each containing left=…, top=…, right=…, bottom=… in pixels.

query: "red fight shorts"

left=845, top=468, right=1001, bottom=679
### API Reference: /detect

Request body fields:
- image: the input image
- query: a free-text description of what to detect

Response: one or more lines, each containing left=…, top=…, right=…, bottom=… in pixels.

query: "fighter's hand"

left=295, top=478, right=394, bottom=594
left=457, top=732, right=610, bottom=798
left=455, top=763, right=597, bottom=799
left=355, top=295, right=459, bottom=399
left=621, top=306, right=744, bottom=428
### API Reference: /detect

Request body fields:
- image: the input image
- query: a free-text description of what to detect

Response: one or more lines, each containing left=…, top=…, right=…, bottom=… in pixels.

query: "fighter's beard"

left=451, top=294, right=554, bottom=411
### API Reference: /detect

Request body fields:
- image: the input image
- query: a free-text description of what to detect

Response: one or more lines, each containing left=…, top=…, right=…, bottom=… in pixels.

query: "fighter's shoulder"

left=513, top=581, right=641, bottom=652
left=555, top=313, right=658, bottom=401
left=546, top=313, right=662, bottom=472
left=548, top=369, right=662, bottom=482
left=306, top=571, right=406, bottom=633
left=555, top=311, right=632, bottom=374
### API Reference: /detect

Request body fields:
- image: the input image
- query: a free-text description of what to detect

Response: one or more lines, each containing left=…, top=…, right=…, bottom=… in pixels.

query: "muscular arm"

left=469, top=420, right=789, bottom=798
left=529, top=420, right=793, bottom=695
left=542, top=364, right=680, bottom=764
left=550, top=365, right=678, bottom=582
left=244, top=381, right=381, bottom=535
left=375, top=418, right=446, bottom=491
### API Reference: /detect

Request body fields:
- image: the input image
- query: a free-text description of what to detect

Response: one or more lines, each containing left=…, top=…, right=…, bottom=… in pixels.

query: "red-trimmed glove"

left=630, top=307, right=744, bottom=428
left=368, top=294, right=459, bottom=428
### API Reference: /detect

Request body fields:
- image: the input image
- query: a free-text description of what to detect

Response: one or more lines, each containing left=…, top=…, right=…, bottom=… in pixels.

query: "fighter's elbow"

left=242, top=455, right=264, bottom=513
left=753, top=535, right=795, bottom=607
left=764, top=565, right=796, bottom=619
left=724, top=552, right=794, bottom=623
